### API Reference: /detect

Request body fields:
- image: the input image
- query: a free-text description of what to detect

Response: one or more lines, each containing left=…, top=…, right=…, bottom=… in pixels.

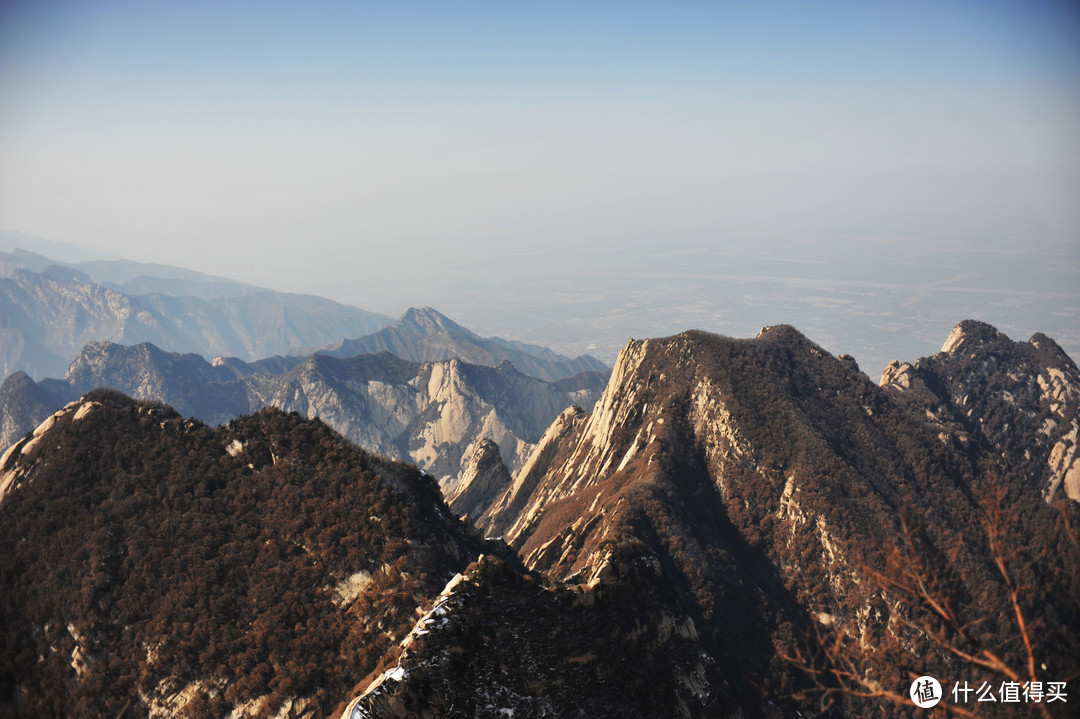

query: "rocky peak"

left=65, top=341, right=157, bottom=382
left=0, top=396, right=102, bottom=504
left=395, top=306, right=476, bottom=338
left=898, top=320, right=1080, bottom=502
left=1029, top=331, right=1078, bottom=370
left=447, top=439, right=513, bottom=523
left=879, top=359, right=915, bottom=389
left=939, top=318, right=1010, bottom=356
left=755, top=323, right=803, bottom=343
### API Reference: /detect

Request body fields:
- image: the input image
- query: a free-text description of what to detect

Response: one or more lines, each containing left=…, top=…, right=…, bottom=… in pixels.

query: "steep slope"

left=879, top=319, right=1080, bottom=501
left=343, top=554, right=733, bottom=719
left=0, top=391, right=498, bottom=718
left=446, top=439, right=513, bottom=522
left=462, top=323, right=1080, bottom=715
left=0, top=342, right=607, bottom=491
left=318, top=307, right=608, bottom=382
left=0, top=268, right=391, bottom=379
left=0, top=372, right=68, bottom=451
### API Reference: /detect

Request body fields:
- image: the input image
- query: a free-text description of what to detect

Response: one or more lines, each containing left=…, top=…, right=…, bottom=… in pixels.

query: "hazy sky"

left=2, top=1, right=1079, bottom=366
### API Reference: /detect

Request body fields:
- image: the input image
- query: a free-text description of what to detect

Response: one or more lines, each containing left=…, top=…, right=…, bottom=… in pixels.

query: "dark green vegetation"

left=0, top=391, right=495, bottom=717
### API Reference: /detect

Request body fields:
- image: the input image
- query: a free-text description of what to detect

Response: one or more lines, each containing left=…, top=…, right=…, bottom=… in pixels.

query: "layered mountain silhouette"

left=0, top=341, right=608, bottom=491
left=1, top=321, right=1077, bottom=718
left=0, top=246, right=266, bottom=298
left=315, top=306, right=609, bottom=383
left=0, top=251, right=392, bottom=380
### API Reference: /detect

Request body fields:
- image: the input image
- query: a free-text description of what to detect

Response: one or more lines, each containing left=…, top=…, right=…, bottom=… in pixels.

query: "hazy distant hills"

left=0, top=246, right=268, bottom=298
left=0, top=250, right=392, bottom=380
left=3, top=322, right=1075, bottom=717
left=0, top=246, right=609, bottom=388
left=317, top=306, right=609, bottom=382
left=0, top=340, right=608, bottom=488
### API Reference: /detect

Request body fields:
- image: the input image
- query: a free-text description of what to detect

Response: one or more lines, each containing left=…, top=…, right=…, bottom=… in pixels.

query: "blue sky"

left=1, top=0, right=1078, bottom=366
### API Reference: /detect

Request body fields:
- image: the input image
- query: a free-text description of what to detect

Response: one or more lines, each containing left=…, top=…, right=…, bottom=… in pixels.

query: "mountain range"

left=2, top=320, right=1077, bottom=717
left=315, top=307, right=608, bottom=383
left=0, top=253, right=393, bottom=381
left=0, top=338, right=608, bottom=493
left=0, top=244, right=609, bottom=388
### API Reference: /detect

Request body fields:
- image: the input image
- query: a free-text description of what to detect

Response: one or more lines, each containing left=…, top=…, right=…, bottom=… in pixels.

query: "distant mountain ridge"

left=0, top=340, right=608, bottom=491
left=0, top=246, right=265, bottom=297
left=0, top=262, right=392, bottom=380
left=0, top=245, right=607, bottom=387
left=316, top=306, right=608, bottom=383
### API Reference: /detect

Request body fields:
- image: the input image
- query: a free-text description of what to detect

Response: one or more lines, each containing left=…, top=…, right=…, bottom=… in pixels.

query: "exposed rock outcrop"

left=0, top=342, right=608, bottom=492
left=317, top=307, right=608, bottom=383
left=447, top=439, right=513, bottom=523
left=881, top=319, right=1080, bottom=501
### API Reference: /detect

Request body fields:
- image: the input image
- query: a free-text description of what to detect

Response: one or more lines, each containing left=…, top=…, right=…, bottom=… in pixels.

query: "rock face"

left=0, top=342, right=607, bottom=490
left=475, top=405, right=590, bottom=540
left=0, top=372, right=67, bottom=455
left=318, top=307, right=609, bottom=382
left=879, top=319, right=1080, bottom=501
left=0, top=266, right=391, bottom=380
left=446, top=439, right=513, bottom=522
left=348, top=322, right=1078, bottom=717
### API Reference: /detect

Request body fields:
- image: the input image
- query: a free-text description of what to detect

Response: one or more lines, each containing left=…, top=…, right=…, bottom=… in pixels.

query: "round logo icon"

left=910, top=675, right=943, bottom=708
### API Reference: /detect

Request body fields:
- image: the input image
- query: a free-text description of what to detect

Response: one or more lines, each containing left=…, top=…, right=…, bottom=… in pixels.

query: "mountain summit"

left=0, top=391, right=500, bottom=717
left=395, top=306, right=476, bottom=336
left=355, top=321, right=1079, bottom=716
left=880, top=318, right=1080, bottom=502
left=318, top=307, right=608, bottom=382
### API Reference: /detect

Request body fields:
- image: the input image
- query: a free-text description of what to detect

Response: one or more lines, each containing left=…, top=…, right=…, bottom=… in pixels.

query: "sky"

left=1, top=0, right=1079, bottom=370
